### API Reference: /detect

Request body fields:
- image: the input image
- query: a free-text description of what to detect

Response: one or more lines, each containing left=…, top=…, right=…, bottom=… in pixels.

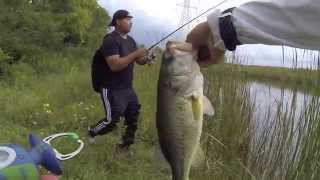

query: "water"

left=248, top=82, right=319, bottom=179
left=203, top=74, right=320, bottom=180
left=249, top=82, right=311, bottom=151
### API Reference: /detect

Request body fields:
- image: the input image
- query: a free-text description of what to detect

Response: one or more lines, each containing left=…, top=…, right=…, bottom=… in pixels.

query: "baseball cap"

left=108, top=10, right=133, bottom=26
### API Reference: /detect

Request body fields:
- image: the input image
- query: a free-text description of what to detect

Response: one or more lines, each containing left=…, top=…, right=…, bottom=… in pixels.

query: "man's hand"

left=136, top=52, right=156, bottom=65
left=186, top=22, right=211, bottom=48
left=134, top=48, right=148, bottom=59
left=106, top=47, right=148, bottom=72
left=186, top=22, right=225, bottom=67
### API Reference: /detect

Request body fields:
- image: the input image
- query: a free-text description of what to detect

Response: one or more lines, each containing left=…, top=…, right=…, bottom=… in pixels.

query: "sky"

left=98, top=0, right=254, bottom=46
left=97, top=0, right=319, bottom=69
left=99, top=0, right=252, bottom=26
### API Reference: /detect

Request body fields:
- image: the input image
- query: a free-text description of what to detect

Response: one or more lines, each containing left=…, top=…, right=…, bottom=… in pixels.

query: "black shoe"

left=87, top=127, right=96, bottom=143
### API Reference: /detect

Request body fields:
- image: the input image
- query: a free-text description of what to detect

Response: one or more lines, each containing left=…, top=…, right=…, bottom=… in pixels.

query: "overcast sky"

left=97, top=0, right=319, bottom=69
left=98, top=0, right=252, bottom=26
left=98, top=0, right=254, bottom=46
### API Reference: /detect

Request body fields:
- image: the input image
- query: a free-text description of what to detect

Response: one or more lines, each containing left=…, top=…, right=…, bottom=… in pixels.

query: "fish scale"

left=156, top=41, right=214, bottom=180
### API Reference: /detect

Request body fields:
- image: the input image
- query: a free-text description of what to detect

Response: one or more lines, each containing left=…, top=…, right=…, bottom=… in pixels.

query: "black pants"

left=91, top=87, right=141, bottom=145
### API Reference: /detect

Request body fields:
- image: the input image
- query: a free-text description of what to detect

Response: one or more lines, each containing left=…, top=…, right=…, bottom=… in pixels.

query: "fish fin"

left=191, top=94, right=202, bottom=121
left=202, top=95, right=214, bottom=116
left=191, top=144, right=205, bottom=168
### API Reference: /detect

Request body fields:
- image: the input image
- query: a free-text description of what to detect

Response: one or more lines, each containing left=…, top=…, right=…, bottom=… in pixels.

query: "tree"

left=0, top=0, right=110, bottom=65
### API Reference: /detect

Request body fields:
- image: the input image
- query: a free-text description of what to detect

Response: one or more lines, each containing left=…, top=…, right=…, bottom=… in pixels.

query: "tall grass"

left=199, top=69, right=254, bottom=180
left=200, top=60, right=320, bottom=180
left=247, top=87, right=319, bottom=180
left=0, top=52, right=319, bottom=180
left=0, top=55, right=168, bottom=180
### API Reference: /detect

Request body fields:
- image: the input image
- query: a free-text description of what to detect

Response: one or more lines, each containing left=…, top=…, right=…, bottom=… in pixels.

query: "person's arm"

left=101, top=35, right=147, bottom=72
left=106, top=48, right=146, bottom=71
left=130, top=38, right=149, bottom=66
left=136, top=57, right=148, bottom=65
left=208, top=0, right=320, bottom=51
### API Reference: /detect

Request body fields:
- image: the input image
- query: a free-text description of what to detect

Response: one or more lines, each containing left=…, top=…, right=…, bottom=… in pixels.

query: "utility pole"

left=177, top=0, right=200, bottom=37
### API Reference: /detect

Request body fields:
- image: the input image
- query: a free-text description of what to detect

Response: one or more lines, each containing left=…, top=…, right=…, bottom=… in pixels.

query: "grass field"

left=1, top=55, right=320, bottom=180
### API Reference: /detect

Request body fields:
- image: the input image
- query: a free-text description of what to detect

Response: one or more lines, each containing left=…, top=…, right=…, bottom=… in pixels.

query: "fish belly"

left=156, top=89, right=202, bottom=180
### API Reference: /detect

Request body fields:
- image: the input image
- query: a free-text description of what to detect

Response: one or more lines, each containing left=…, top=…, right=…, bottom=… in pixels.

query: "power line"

left=148, top=0, right=231, bottom=51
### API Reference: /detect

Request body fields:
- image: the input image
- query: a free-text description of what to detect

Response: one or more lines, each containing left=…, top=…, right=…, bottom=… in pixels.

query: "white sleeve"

left=208, top=0, right=320, bottom=50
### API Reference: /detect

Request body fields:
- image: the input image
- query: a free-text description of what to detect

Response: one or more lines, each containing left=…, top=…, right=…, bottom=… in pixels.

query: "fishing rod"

left=147, top=0, right=231, bottom=51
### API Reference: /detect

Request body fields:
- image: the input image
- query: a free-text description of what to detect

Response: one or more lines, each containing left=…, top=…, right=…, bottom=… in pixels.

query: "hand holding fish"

left=186, top=22, right=225, bottom=67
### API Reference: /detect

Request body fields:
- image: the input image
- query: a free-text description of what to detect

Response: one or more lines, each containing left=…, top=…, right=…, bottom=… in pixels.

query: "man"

left=88, top=10, right=148, bottom=150
left=187, top=0, right=320, bottom=66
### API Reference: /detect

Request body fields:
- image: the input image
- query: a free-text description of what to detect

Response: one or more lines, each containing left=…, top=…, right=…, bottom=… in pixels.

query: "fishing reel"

left=0, top=132, right=84, bottom=180
left=139, top=51, right=156, bottom=65
left=146, top=52, right=156, bottom=64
